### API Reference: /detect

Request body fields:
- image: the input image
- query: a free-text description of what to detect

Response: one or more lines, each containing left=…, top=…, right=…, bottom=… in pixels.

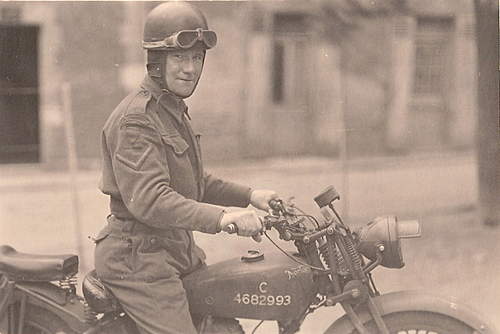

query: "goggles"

left=143, top=28, right=217, bottom=50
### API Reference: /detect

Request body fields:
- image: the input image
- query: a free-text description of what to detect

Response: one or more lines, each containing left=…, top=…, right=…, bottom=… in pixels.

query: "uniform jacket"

left=96, top=75, right=252, bottom=274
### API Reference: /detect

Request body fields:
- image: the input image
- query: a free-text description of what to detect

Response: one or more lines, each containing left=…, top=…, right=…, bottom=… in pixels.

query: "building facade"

left=0, top=0, right=477, bottom=166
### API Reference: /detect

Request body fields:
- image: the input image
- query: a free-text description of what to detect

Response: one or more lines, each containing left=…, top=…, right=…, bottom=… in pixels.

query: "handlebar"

left=223, top=199, right=283, bottom=235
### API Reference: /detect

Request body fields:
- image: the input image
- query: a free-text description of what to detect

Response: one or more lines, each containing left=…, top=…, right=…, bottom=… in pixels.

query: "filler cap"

left=241, top=250, right=264, bottom=263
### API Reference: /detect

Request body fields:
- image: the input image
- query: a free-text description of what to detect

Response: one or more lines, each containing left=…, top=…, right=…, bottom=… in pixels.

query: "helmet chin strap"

left=146, top=49, right=205, bottom=100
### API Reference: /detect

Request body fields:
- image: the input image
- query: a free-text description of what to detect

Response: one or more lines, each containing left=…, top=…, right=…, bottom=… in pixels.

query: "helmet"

left=143, top=2, right=215, bottom=50
left=143, top=2, right=217, bottom=95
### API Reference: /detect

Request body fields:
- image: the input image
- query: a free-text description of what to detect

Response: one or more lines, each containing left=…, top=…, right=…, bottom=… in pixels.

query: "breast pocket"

left=161, top=134, right=189, bottom=156
left=161, top=134, right=197, bottom=197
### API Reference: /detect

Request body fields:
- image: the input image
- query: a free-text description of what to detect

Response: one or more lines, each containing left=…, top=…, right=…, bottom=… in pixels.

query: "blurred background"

left=0, top=0, right=498, bottom=333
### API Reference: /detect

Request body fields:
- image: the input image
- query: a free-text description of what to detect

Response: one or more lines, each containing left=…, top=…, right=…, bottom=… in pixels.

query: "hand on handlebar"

left=219, top=210, right=263, bottom=242
left=250, top=189, right=279, bottom=211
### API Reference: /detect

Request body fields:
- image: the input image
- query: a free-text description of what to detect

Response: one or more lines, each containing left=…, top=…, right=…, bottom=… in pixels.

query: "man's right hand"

left=219, top=210, right=262, bottom=240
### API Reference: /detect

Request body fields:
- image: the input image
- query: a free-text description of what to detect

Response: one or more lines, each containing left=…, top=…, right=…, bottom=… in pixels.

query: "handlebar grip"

left=224, top=219, right=265, bottom=234
left=269, top=199, right=281, bottom=210
left=224, top=223, right=237, bottom=234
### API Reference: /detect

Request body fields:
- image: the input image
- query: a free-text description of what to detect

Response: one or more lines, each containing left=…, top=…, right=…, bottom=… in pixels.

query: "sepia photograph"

left=0, top=0, right=498, bottom=333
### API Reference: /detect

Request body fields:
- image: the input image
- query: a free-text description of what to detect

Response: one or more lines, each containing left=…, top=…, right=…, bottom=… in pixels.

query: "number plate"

left=233, top=293, right=291, bottom=306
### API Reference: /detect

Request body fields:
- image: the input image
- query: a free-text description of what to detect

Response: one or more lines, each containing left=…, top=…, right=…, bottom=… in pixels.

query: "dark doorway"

left=268, top=13, right=313, bottom=156
left=0, top=24, right=40, bottom=163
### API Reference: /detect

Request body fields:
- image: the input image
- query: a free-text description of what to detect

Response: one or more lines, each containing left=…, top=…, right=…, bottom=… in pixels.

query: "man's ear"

left=146, top=63, right=162, bottom=79
left=146, top=50, right=166, bottom=79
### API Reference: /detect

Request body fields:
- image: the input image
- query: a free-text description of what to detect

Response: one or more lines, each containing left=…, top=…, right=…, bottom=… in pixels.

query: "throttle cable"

left=263, top=231, right=329, bottom=272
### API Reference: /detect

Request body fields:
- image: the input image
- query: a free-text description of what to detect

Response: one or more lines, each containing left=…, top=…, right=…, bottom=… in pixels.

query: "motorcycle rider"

left=94, top=2, right=278, bottom=333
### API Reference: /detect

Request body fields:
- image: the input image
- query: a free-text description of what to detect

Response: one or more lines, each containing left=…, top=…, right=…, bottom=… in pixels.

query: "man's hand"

left=219, top=210, right=263, bottom=242
left=250, top=189, right=279, bottom=211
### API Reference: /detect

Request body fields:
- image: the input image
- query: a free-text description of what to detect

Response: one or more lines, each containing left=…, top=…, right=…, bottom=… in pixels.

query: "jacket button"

left=150, top=237, right=156, bottom=244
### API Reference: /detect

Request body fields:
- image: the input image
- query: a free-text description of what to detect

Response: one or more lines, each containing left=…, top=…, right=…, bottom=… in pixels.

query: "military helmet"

left=143, top=2, right=217, bottom=51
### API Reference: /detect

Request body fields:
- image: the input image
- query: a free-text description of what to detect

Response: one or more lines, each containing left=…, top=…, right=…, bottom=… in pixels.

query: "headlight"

left=356, top=216, right=421, bottom=269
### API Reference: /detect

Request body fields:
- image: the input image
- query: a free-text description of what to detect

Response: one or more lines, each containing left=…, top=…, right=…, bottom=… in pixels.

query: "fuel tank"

left=183, top=250, right=317, bottom=321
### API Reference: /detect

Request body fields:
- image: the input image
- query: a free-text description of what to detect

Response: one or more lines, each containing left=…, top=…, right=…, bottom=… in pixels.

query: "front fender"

left=325, top=290, right=497, bottom=334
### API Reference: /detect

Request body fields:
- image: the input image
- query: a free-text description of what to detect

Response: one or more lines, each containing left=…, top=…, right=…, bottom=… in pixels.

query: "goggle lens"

left=177, top=31, right=199, bottom=47
left=176, top=30, right=217, bottom=49
left=202, top=31, right=217, bottom=48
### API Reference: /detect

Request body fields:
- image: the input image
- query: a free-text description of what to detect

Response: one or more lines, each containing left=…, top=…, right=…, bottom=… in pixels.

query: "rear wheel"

left=351, top=311, right=474, bottom=334
left=17, top=304, right=77, bottom=334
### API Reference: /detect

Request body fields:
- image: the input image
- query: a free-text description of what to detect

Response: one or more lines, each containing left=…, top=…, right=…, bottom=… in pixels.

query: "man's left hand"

left=250, top=189, right=279, bottom=211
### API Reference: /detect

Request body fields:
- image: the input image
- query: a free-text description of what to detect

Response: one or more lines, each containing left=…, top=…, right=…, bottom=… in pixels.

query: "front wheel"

left=351, top=311, right=474, bottom=334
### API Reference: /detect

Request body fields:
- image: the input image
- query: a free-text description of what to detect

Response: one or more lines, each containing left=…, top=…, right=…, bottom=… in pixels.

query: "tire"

left=19, top=304, right=77, bottom=334
left=350, top=311, right=474, bottom=334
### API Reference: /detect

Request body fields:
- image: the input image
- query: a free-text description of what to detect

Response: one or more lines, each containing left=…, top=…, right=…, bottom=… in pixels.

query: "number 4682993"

left=233, top=293, right=291, bottom=306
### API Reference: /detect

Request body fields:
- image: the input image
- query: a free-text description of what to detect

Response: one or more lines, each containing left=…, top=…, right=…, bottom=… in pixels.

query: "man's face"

left=165, top=44, right=205, bottom=98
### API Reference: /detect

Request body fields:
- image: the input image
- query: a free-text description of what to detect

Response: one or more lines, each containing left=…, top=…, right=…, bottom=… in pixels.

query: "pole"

left=339, top=40, right=350, bottom=220
left=61, top=82, right=86, bottom=267
left=474, top=0, right=500, bottom=226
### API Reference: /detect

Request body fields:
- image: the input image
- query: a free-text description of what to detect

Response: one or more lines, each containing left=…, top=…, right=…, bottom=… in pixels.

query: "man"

left=94, top=2, right=278, bottom=333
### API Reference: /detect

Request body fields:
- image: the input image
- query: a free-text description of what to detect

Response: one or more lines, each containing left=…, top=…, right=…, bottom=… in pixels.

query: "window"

left=413, top=17, right=453, bottom=96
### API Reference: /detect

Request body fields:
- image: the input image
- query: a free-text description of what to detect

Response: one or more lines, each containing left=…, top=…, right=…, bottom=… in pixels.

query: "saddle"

left=0, top=245, right=78, bottom=281
left=82, top=269, right=122, bottom=314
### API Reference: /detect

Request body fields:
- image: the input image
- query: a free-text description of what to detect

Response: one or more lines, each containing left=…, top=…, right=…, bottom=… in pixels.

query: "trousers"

left=94, top=216, right=199, bottom=334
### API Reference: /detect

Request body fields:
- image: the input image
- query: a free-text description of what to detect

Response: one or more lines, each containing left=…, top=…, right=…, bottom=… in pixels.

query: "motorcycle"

left=0, top=185, right=496, bottom=334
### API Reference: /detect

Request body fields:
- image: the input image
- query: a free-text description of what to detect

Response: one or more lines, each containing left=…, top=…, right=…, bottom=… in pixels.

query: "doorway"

left=268, top=13, right=313, bottom=156
left=0, top=24, right=40, bottom=163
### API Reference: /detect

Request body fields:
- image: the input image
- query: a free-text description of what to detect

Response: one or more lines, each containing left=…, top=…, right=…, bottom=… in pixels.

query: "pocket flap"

left=161, top=135, right=189, bottom=155
left=93, top=225, right=112, bottom=244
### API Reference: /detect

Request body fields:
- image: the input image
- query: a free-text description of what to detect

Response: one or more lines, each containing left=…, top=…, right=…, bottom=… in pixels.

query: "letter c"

left=259, top=282, right=268, bottom=293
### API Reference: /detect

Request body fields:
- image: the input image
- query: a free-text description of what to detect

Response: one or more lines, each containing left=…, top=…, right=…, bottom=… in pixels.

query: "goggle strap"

left=143, top=40, right=213, bottom=50
left=143, top=41, right=170, bottom=49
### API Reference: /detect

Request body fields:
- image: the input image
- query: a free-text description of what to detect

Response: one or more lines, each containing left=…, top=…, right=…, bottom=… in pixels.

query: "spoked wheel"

left=16, top=304, right=77, bottom=334
left=351, top=311, right=474, bottom=334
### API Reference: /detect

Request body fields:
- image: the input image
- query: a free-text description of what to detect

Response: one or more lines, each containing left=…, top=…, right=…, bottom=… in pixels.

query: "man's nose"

left=182, top=57, right=196, bottom=74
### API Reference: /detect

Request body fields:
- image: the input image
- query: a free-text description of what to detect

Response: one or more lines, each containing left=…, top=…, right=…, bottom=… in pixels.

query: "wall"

left=340, top=17, right=391, bottom=156
left=0, top=0, right=478, bottom=166
left=189, top=2, right=250, bottom=161
left=56, top=2, right=126, bottom=166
